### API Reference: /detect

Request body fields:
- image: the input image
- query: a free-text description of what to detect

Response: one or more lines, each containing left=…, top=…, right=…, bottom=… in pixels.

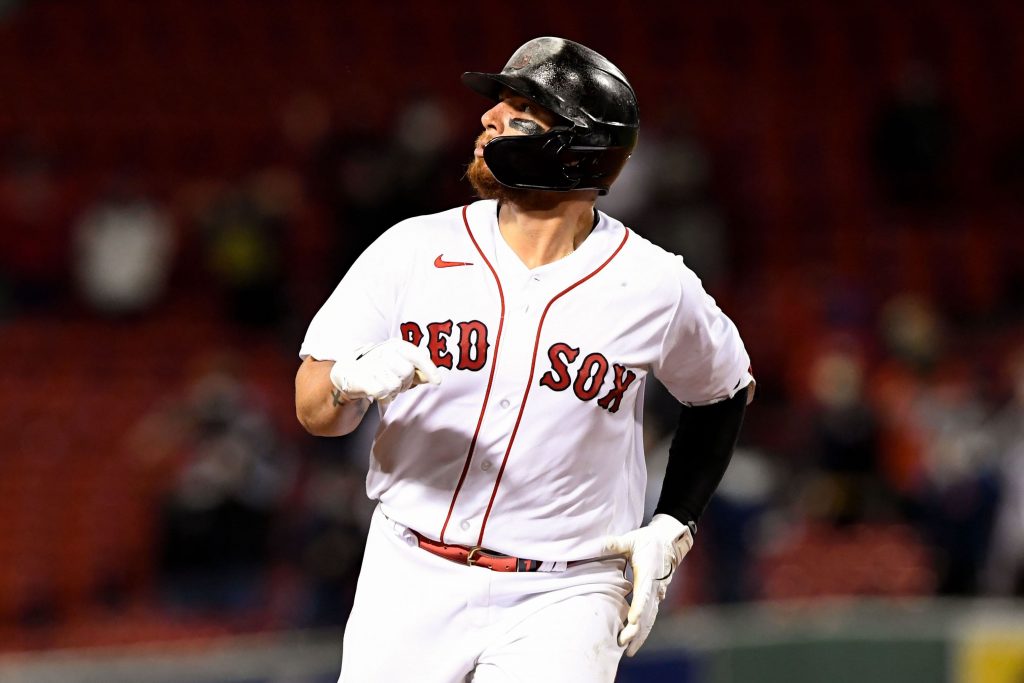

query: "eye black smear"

left=509, top=118, right=543, bottom=135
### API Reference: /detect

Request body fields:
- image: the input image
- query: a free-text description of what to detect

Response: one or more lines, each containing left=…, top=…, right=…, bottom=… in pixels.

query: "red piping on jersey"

left=438, top=205, right=507, bottom=543
left=476, top=226, right=631, bottom=548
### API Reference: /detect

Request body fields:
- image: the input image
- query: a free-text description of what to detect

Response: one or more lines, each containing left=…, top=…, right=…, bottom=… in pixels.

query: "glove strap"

left=654, top=519, right=696, bottom=581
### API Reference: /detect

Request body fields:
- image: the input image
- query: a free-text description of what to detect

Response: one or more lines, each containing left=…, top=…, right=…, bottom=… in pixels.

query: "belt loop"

left=380, top=508, right=417, bottom=545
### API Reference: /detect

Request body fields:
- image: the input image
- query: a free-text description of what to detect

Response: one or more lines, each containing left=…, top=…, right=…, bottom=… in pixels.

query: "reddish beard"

left=466, top=134, right=562, bottom=211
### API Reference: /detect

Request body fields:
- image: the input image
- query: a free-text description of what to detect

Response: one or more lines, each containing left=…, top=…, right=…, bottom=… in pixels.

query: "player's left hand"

left=603, top=514, right=694, bottom=657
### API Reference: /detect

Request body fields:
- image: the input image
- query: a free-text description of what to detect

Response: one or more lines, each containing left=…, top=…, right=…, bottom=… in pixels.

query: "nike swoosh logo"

left=434, top=254, right=473, bottom=268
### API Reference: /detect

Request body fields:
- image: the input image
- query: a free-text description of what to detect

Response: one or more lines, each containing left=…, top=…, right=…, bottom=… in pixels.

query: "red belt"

left=413, top=531, right=542, bottom=572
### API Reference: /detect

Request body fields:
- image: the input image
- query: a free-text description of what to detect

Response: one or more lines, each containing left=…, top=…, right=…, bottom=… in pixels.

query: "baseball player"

left=296, top=36, right=753, bottom=682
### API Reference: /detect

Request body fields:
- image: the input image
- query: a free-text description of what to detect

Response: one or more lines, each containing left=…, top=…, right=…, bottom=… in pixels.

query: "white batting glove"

left=603, top=513, right=694, bottom=657
left=329, top=339, right=441, bottom=404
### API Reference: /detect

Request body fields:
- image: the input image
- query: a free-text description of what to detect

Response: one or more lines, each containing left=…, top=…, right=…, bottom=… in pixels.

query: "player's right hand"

left=329, top=339, right=442, bottom=404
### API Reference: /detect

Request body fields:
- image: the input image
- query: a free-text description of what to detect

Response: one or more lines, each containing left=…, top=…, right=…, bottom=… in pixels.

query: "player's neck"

left=497, top=199, right=597, bottom=270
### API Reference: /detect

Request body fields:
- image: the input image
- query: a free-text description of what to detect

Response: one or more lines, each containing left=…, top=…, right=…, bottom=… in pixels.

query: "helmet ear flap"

left=483, top=130, right=632, bottom=196
left=558, top=144, right=633, bottom=193
left=483, top=130, right=579, bottom=192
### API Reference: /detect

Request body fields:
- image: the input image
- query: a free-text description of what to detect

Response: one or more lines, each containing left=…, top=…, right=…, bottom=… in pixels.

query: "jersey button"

left=460, top=520, right=471, bottom=531
left=499, top=399, right=510, bottom=408
left=481, top=461, right=492, bottom=471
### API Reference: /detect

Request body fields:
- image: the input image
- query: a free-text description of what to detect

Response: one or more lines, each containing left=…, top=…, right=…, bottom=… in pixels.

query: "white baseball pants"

left=338, top=505, right=630, bottom=682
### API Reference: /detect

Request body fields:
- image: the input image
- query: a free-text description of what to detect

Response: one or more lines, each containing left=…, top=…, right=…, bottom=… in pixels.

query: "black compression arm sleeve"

left=653, top=385, right=750, bottom=529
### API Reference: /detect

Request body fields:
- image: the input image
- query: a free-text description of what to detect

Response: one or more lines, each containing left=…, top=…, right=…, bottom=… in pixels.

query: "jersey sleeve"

left=653, top=261, right=754, bottom=406
left=299, top=225, right=410, bottom=362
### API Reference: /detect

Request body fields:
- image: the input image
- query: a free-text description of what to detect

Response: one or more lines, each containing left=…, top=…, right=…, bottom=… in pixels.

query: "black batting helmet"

left=462, top=37, right=639, bottom=195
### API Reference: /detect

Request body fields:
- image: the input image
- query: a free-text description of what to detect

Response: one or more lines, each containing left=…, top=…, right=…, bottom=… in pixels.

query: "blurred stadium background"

left=0, top=0, right=1023, bottom=681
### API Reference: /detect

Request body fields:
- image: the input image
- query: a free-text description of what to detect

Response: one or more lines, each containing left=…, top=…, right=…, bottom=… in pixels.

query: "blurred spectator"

left=800, top=347, right=889, bottom=526
left=871, top=295, right=942, bottom=495
left=870, top=60, right=957, bottom=208
left=905, top=365, right=1000, bottom=595
left=591, top=140, right=652, bottom=225
left=306, top=125, right=399, bottom=281
left=699, top=447, right=779, bottom=603
left=625, top=121, right=729, bottom=286
left=391, top=94, right=463, bottom=216
left=300, top=94, right=463, bottom=283
left=132, top=354, right=296, bottom=615
left=0, top=136, right=70, bottom=311
left=72, top=175, right=175, bottom=317
left=280, top=91, right=333, bottom=164
left=879, top=292, right=945, bottom=375
left=984, top=345, right=1024, bottom=595
left=290, top=457, right=373, bottom=627
left=198, top=175, right=291, bottom=329
left=281, top=401, right=380, bottom=627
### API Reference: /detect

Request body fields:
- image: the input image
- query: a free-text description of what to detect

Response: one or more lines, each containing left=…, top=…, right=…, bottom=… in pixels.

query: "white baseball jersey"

left=300, top=199, right=752, bottom=561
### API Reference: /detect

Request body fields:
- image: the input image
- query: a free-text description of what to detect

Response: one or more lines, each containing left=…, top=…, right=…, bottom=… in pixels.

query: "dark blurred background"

left=0, top=0, right=1023, bottom=679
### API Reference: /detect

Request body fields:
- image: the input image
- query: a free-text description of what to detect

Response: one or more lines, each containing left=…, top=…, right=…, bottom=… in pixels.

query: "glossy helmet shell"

left=462, top=37, right=639, bottom=195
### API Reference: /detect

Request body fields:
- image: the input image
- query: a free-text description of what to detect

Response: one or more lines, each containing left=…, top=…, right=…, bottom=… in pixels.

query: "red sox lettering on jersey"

left=300, top=199, right=752, bottom=562
left=400, top=320, right=638, bottom=413
left=538, top=342, right=637, bottom=413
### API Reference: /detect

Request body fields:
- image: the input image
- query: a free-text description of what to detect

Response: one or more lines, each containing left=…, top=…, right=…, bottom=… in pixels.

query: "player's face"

left=473, top=90, right=559, bottom=157
left=467, top=90, right=561, bottom=207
